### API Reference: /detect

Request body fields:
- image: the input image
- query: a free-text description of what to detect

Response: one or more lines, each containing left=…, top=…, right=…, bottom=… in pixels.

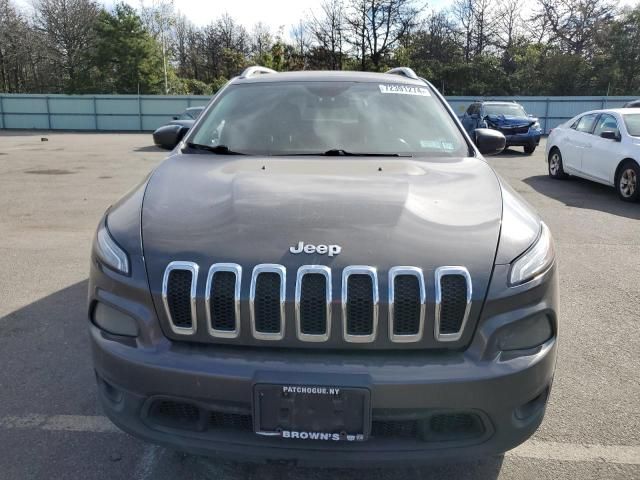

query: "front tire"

left=524, top=144, right=536, bottom=155
left=548, top=149, right=567, bottom=179
left=616, top=161, right=640, bottom=202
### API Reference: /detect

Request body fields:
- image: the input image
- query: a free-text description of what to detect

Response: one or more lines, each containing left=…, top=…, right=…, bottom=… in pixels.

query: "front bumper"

left=92, top=325, right=556, bottom=466
left=503, top=131, right=542, bottom=147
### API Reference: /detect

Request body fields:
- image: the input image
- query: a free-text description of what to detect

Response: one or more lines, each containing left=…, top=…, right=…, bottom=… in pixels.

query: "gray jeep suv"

left=88, top=66, right=558, bottom=466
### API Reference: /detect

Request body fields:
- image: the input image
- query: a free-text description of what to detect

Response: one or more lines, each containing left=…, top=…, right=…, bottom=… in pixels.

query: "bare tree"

left=250, top=22, right=273, bottom=60
left=33, top=0, right=100, bottom=92
left=309, top=0, right=345, bottom=70
left=290, top=19, right=312, bottom=67
left=533, top=0, right=617, bottom=56
left=346, top=0, right=422, bottom=70
left=452, top=0, right=497, bottom=60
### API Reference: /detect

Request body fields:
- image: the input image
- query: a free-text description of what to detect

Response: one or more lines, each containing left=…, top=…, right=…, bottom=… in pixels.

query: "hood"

left=167, top=119, right=195, bottom=128
left=485, top=114, right=535, bottom=129
left=141, top=154, right=503, bottom=314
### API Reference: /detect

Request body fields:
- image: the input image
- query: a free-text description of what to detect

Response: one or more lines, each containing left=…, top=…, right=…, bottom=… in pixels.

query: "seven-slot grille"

left=162, top=263, right=472, bottom=344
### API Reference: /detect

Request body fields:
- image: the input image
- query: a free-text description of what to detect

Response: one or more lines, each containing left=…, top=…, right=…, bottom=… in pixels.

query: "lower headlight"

left=531, top=121, right=541, bottom=130
left=95, top=217, right=130, bottom=275
left=92, top=302, right=139, bottom=337
left=509, top=222, right=554, bottom=286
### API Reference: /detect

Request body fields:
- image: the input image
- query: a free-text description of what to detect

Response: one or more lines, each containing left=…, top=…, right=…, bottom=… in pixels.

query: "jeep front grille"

left=162, top=261, right=199, bottom=335
left=434, top=267, right=472, bottom=342
left=250, top=264, right=286, bottom=340
left=205, top=264, right=241, bottom=338
left=162, top=263, right=472, bottom=345
left=295, top=266, right=331, bottom=342
left=342, top=266, right=378, bottom=342
left=388, top=266, right=426, bottom=342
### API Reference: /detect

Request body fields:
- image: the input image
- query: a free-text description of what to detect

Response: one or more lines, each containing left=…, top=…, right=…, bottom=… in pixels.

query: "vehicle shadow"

left=497, top=147, right=529, bottom=157
left=134, top=145, right=165, bottom=152
left=173, top=452, right=505, bottom=479
left=523, top=175, right=640, bottom=220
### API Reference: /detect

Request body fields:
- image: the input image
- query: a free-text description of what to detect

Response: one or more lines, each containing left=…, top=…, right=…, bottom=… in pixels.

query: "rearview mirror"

left=152, top=124, right=190, bottom=150
left=474, top=128, right=506, bottom=155
left=600, top=130, right=620, bottom=141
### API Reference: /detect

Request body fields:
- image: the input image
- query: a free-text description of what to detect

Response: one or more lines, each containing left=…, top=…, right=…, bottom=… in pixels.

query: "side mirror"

left=474, top=128, right=506, bottom=155
left=600, top=130, right=620, bottom=141
left=172, top=116, right=179, bottom=120
left=152, top=124, right=189, bottom=150
left=470, top=113, right=479, bottom=120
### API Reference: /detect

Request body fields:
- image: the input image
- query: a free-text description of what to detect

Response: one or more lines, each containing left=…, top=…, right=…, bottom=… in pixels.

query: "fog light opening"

left=498, top=313, right=553, bottom=352
left=515, top=387, right=550, bottom=421
left=92, top=302, right=139, bottom=337
left=96, top=373, right=123, bottom=405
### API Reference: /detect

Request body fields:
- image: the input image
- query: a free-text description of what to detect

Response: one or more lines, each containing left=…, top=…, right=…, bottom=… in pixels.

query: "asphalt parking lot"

left=0, top=132, right=638, bottom=479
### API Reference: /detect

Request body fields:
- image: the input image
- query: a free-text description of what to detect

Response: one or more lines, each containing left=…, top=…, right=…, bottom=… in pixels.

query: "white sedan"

left=545, top=108, right=640, bottom=202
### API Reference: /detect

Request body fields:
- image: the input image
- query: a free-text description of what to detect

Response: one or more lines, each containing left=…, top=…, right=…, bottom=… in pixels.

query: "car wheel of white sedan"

left=548, top=149, right=567, bottom=179
left=616, top=161, right=640, bottom=202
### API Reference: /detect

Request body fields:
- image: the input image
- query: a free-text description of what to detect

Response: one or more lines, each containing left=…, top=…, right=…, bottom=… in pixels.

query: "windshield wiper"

left=185, top=143, right=246, bottom=155
left=280, top=149, right=409, bottom=157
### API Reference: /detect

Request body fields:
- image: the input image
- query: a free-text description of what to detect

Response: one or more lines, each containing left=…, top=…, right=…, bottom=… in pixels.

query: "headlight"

left=96, top=218, right=130, bottom=275
left=531, top=121, right=540, bottom=130
left=509, top=222, right=554, bottom=286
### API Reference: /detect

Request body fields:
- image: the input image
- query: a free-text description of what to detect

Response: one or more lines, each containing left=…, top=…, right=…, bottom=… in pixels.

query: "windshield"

left=484, top=104, right=527, bottom=117
left=188, top=81, right=467, bottom=157
left=178, top=108, right=202, bottom=120
left=623, top=114, right=640, bottom=137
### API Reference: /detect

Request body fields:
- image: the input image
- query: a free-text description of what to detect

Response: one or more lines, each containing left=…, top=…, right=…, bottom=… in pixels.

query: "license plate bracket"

left=253, top=384, right=371, bottom=442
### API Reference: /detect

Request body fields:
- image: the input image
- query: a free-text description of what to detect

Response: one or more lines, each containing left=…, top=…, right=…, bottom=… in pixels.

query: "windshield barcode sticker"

left=379, top=84, right=430, bottom=96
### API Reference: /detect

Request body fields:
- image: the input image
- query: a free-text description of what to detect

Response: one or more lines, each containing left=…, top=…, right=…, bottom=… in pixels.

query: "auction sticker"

left=379, top=84, right=431, bottom=96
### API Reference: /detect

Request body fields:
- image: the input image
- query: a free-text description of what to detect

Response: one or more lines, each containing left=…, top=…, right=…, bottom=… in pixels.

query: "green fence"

left=0, top=93, right=636, bottom=133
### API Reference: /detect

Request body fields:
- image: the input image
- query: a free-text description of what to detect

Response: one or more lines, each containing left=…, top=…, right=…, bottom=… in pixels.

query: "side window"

left=466, top=104, right=479, bottom=116
left=593, top=114, right=619, bottom=137
left=466, top=104, right=474, bottom=115
left=575, top=113, right=599, bottom=134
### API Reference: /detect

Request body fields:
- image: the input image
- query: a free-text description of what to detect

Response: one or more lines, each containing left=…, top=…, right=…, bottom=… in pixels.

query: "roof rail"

left=240, top=66, right=277, bottom=79
left=385, top=67, right=419, bottom=80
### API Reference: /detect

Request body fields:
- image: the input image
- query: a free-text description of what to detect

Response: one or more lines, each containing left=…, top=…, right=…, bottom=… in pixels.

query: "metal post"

left=187, top=96, right=192, bottom=107
left=601, top=97, right=606, bottom=109
left=138, top=95, right=143, bottom=131
left=0, top=95, right=4, bottom=129
left=544, top=98, right=550, bottom=134
left=93, top=96, right=98, bottom=130
left=46, top=95, right=51, bottom=130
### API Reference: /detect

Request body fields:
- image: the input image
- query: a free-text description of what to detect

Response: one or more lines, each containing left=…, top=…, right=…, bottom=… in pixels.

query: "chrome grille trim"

left=434, top=266, right=472, bottom=342
left=205, top=263, right=242, bottom=339
left=295, top=265, right=332, bottom=342
left=162, top=261, right=199, bottom=335
left=388, top=266, right=426, bottom=343
left=342, top=266, right=379, bottom=343
left=250, top=264, right=286, bottom=340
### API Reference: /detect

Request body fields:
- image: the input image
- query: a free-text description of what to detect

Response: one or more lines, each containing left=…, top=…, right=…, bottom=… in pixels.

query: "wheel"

left=524, top=144, right=536, bottom=155
left=548, top=149, right=567, bottom=179
left=616, top=161, right=640, bottom=202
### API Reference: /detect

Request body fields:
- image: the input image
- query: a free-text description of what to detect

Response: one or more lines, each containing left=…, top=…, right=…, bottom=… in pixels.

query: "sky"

left=128, top=0, right=450, bottom=30
left=15, top=0, right=639, bottom=33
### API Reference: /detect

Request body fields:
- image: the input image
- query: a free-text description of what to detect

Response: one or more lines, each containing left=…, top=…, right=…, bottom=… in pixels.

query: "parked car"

left=624, top=99, right=640, bottom=108
left=546, top=108, right=640, bottom=202
left=461, top=101, right=542, bottom=154
left=152, top=106, right=204, bottom=149
left=89, top=66, right=558, bottom=466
